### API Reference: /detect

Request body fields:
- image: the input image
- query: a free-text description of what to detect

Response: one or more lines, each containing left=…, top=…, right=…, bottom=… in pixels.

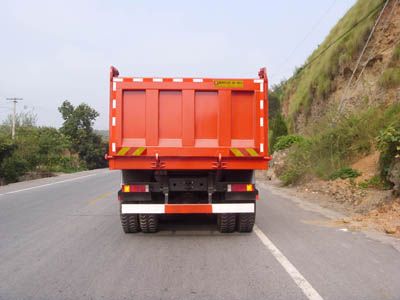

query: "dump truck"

left=107, top=66, right=269, bottom=233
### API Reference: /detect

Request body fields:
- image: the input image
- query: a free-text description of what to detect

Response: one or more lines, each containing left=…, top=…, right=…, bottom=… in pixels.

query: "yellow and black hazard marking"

left=230, top=148, right=259, bottom=157
left=116, top=147, right=146, bottom=156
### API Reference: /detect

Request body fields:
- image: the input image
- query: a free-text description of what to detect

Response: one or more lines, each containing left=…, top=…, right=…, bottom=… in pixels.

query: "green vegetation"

left=59, top=101, right=107, bottom=170
left=379, top=68, right=400, bottom=88
left=278, top=104, right=400, bottom=185
left=376, top=122, right=400, bottom=182
left=269, top=114, right=288, bottom=152
left=0, top=102, right=107, bottom=185
left=268, top=82, right=289, bottom=152
left=329, top=167, right=361, bottom=180
left=379, top=42, right=400, bottom=88
left=283, top=0, right=384, bottom=121
left=358, top=175, right=391, bottom=190
left=273, top=135, right=304, bottom=152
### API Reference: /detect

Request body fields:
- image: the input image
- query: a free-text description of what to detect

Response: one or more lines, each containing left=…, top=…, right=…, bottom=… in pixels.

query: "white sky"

left=0, top=0, right=356, bottom=129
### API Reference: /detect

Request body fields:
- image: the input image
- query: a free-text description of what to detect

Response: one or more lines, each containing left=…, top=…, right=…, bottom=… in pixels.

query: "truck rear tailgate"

left=108, top=67, right=269, bottom=170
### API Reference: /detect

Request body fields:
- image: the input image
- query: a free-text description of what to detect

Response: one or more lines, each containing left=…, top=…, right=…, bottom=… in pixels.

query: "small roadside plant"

left=273, top=134, right=305, bottom=152
left=358, top=175, right=392, bottom=190
left=329, top=167, right=361, bottom=180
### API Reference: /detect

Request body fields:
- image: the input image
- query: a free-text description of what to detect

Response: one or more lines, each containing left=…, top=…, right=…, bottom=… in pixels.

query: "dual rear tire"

left=217, top=213, right=255, bottom=233
left=120, top=213, right=159, bottom=233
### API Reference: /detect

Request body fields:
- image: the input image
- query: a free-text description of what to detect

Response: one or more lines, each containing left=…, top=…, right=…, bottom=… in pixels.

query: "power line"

left=294, top=0, right=386, bottom=77
left=338, top=0, right=390, bottom=114
left=271, top=0, right=338, bottom=80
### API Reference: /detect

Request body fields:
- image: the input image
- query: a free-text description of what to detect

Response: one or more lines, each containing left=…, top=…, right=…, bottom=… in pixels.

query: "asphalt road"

left=1, top=169, right=400, bottom=300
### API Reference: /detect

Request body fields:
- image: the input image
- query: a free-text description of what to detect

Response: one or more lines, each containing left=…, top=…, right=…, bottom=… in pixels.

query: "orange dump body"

left=108, top=67, right=269, bottom=170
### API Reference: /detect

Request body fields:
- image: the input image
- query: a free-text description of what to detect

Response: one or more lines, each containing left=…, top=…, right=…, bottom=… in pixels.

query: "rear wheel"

left=237, top=213, right=255, bottom=232
left=217, top=213, right=236, bottom=233
left=120, top=213, right=140, bottom=233
left=139, top=214, right=159, bottom=233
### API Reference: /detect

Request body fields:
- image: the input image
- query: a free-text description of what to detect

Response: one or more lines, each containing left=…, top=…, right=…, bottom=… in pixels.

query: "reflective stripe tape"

left=246, top=148, right=259, bottom=157
left=132, top=147, right=146, bottom=156
left=230, top=148, right=244, bottom=157
left=120, top=203, right=255, bottom=214
left=117, top=147, right=130, bottom=156
left=212, top=203, right=254, bottom=213
left=121, top=204, right=164, bottom=214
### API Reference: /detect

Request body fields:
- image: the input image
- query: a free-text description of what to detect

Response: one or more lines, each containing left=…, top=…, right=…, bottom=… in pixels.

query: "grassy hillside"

left=271, top=0, right=400, bottom=192
left=283, top=0, right=386, bottom=126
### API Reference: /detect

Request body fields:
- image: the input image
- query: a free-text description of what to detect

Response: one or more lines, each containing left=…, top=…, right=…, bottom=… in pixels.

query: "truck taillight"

left=227, top=184, right=254, bottom=192
left=122, top=184, right=149, bottom=193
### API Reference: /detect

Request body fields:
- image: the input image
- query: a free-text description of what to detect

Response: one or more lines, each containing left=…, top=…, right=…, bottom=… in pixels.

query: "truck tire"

left=217, top=213, right=236, bottom=233
left=120, top=214, right=140, bottom=233
left=237, top=213, right=255, bottom=232
left=139, top=214, right=159, bottom=233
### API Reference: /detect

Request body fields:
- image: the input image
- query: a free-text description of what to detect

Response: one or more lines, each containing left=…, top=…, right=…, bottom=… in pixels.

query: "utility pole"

left=6, top=97, right=23, bottom=139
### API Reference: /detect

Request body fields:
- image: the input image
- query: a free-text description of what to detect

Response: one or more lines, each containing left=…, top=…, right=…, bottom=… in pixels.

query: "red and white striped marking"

left=121, top=203, right=254, bottom=214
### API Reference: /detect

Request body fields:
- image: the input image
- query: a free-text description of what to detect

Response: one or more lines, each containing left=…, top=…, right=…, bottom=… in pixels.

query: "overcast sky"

left=0, top=0, right=356, bottom=129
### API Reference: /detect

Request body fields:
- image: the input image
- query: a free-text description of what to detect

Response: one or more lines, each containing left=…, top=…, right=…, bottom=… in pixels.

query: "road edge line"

left=254, top=225, right=324, bottom=300
left=0, top=172, right=108, bottom=196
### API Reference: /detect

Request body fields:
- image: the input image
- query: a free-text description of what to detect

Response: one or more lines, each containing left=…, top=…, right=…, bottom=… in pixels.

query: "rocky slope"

left=281, top=0, right=400, bottom=132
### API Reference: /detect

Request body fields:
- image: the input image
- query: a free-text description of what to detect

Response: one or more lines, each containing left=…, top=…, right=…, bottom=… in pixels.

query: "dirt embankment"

left=260, top=151, right=400, bottom=238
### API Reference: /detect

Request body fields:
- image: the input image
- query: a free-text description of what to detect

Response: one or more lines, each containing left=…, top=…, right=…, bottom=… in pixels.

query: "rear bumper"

left=121, top=203, right=255, bottom=214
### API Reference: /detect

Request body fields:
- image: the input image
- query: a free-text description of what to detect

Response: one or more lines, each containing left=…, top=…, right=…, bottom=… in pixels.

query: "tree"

left=58, top=100, right=106, bottom=169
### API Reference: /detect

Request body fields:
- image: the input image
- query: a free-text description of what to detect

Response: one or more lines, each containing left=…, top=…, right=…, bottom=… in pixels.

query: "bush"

left=329, top=167, right=361, bottom=180
left=1, top=155, right=29, bottom=183
left=358, top=175, right=391, bottom=190
left=278, top=140, right=312, bottom=185
left=269, top=113, right=288, bottom=152
left=274, top=135, right=305, bottom=151
left=376, top=123, right=400, bottom=180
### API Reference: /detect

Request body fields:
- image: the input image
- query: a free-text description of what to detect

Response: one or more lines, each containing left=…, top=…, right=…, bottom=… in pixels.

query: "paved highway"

left=1, top=169, right=400, bottom=300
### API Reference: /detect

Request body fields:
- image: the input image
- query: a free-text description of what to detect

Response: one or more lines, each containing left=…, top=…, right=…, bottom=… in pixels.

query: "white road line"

left=254, top=225, right=324, bottom=300
left=0, top=172, right=107, bottom=196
